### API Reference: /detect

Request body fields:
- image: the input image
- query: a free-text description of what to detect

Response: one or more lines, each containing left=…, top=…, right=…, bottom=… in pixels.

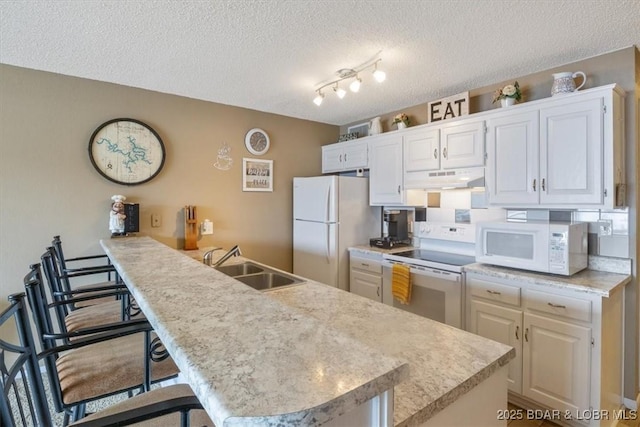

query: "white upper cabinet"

left=404, top=127, right=441, bottom=172
left=486, top=84, right=625, bottom=209
left=486, top=109, right=540, bottom=205
left=539, top=97, right=603, bottom=205
left=439, top=120, right=486, bottom=169
left=368, top=134, right=404, bottom=205
left=322, top=140, right=368, bottom=173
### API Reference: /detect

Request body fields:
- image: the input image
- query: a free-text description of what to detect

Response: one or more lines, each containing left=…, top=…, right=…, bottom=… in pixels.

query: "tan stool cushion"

left=71, top=281, right=119, bottom=308
left=57, top=332, right=178, bottom=405
left=71, top=384, right=215, bottom=427
left=64, top=299, right=145, bottom=335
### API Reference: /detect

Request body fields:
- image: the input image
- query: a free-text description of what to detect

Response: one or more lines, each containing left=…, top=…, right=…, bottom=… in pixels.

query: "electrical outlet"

left=151, top=213, right=161, bottom=228
left=201, top=219, right=213, bottom=235
left=596, top=221, right=612, bottom=236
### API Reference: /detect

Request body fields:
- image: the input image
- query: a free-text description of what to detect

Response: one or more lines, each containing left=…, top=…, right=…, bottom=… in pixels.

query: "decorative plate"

left=88, top=118, right=166, bottom=185
left=244, top=128, right=270, bottom=156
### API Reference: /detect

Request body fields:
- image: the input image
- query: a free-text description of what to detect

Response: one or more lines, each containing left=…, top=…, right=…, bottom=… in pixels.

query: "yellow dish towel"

left=392, top=263, right=412, bottom=305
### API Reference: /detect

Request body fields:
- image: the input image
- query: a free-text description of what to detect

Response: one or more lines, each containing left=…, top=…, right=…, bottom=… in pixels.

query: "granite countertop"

left=101, top=237, right=409, bottom=427
left=185, top=243, right=515, bottom=426
left=267, top=283, right=514, bottom=427
left=348, top=244, right=417, bottom=256
left=464, top=262, right=631, bottom=297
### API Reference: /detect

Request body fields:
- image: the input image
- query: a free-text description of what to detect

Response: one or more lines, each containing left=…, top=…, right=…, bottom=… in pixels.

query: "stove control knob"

left=420, top=224, right=431, bottom=235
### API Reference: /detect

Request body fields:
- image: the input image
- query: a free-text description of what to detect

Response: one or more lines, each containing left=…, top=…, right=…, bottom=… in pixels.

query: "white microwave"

left=476, top=221, right=588, bottom=276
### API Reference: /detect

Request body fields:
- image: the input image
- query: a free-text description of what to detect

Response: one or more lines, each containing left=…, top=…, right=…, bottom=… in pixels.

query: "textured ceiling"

left=1, top=1, right=639, bottom=126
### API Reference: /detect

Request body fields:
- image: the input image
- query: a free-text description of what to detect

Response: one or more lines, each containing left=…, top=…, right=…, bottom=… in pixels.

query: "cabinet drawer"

left=469, top=277, right=521, bottom=307
left=526, top=289, right=591, bottom=323
left=351, top=257, right=382, bottom=275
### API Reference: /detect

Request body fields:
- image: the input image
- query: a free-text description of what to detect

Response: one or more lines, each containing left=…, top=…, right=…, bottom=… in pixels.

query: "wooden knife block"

left=184, top=205, right=198, bottom=250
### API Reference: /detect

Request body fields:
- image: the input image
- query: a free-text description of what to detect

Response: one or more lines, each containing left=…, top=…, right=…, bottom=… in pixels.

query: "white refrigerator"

left=293, top=176, right=381, bottom=291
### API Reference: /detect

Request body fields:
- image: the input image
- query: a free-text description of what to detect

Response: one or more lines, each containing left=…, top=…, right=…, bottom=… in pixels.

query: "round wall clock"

left=88, top=118, right=166, bottom=185
left=244, top=128, right=270, bottom=156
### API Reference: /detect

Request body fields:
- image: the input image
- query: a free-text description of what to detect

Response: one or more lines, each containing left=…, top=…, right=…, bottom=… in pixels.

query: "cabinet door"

left=440, top=120, right=485, bottom=169
left=369, top=134, right=404, bottom=205
left=342, top=140, right=369, bottom=170
left=322, top=144, right=344, bottom=173
left=350, top=269, right=382, bottom=302
left=523, top=312, right=591, bottom=414
left=540, top=97, right=603, bottom=205
left=470, top=299, right=523, bottom=393
left=486, top=111, right=539, bottom=205
left=404, top=128, right=440, bottom=172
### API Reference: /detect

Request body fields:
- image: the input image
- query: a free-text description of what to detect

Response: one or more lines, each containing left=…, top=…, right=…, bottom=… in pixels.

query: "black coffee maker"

left=370, top=209, right=411, bottom=249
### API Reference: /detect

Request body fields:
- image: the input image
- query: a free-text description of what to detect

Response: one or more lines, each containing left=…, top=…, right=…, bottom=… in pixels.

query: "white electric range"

left=381, top=222, right=476, bottom=329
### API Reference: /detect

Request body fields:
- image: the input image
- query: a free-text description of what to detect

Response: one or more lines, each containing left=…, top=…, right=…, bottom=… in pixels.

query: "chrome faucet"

left=202, top=247, right=223, bottom=266
left=212, top=245, right=242, bottom=268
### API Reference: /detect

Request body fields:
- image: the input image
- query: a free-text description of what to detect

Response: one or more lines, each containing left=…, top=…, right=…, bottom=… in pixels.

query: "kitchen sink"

left=212, top=261, right=302, bottom=291
left=215, top=262, right=263, bottom=277
left=234, top=272, right=301, bottom=291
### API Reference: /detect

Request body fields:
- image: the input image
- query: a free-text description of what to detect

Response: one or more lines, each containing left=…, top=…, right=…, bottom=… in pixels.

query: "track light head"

left=349, top=76, right=361, bottom=93
left=313, top=91, right=324, bottom=106
left=333, top=84, right=346, bottom=99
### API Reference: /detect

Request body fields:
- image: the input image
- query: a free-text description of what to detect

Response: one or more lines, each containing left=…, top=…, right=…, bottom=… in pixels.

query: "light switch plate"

left=151, top=214, right=161, bottom=228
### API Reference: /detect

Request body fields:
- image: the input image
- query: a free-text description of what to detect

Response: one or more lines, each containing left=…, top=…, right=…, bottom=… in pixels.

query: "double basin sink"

left=214, top=261, right=302, bottom=291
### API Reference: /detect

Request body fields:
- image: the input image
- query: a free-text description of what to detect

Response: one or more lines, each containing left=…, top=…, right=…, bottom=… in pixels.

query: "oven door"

left=382, top=261, right=462, bottom=329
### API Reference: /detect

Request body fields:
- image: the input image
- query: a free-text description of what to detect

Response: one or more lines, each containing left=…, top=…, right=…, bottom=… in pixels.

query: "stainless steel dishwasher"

left=382, top=258, right=463, bottom=328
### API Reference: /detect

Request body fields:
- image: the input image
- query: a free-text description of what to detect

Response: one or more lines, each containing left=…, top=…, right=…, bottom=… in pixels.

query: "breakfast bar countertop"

left=103, top=237, right=514, bottom=427
left=100, top=237, right=409, bottom=427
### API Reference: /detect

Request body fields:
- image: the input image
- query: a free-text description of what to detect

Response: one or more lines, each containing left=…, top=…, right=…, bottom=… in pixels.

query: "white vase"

left=501, top=97, right=516, bottom=107
left=397, top=122, right=407, bottom=130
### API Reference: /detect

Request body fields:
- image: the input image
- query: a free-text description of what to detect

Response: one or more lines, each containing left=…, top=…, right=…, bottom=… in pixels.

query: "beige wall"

left=0, top=65, right=338, bottom=313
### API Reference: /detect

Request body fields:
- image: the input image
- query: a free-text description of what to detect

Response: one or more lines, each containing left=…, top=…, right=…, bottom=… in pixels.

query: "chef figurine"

left=109, top=195, right=127, bottom=236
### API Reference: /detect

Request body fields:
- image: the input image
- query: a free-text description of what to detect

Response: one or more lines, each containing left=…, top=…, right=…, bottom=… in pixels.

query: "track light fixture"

left=312, top=58, right=385, bottom=106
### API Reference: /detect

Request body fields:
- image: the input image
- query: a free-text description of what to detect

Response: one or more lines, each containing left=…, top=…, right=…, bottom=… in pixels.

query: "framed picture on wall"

left=242, top=158, right=273, bottom=192
left=347, top=122, right=369, bottom=138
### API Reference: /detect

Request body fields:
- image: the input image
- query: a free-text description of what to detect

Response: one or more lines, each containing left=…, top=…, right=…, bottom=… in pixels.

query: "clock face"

left=245, top=128, right=270, bottom=155
left=88, top=118, right=166, bottom=185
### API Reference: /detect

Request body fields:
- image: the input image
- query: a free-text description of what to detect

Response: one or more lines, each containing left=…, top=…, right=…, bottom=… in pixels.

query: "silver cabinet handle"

left=515, top=325, right=519, bottom=340
left=542, top=178, right=546, bottom=191
left=344, top=153, right=347, bottom=162
left=547, top=302, right=566, bottom=309
left=486, top=290, right=501, bottom=295
left=443, top=147, right=448, bottom=158
left=377, top=287, right=380, bottom=297
left=533, top=179, right=537, bottom=191
left=525, top=328, right=529, bottom=342
left=361, top=263, right=369, bottom=267
left=339, top=154, right=342, bottom=162
left=397, top=185, right=401, bottom=194
left=434, top=148, right=438, bottom=159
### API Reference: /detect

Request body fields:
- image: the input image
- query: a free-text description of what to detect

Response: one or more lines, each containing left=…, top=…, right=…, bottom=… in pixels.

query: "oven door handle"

left=383, top=261, right=460, bottom=282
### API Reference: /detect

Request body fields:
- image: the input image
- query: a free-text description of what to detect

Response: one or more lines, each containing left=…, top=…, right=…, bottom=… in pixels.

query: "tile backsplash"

left=424, top=190, right=630, bottom=259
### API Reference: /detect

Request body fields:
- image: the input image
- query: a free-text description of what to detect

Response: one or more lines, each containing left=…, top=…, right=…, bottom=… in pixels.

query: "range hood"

left=422, top=167, right=485, bottom=189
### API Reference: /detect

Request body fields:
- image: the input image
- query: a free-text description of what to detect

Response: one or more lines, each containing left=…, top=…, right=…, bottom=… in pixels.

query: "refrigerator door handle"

left=325, top=184, right=331, bottom=223
left=325, top=223, right=331, bottom=263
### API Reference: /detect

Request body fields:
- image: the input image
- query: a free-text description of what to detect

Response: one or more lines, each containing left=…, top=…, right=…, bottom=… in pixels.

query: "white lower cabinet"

left=349, top=252, right=382, bottom=302
left=466, top=273, right=623, bottom=427
left=470, top=299, right=523, bottom=393
left=523, top=312, right=591, bottom=413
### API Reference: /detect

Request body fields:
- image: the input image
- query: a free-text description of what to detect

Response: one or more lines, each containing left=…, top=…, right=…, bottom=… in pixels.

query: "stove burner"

left=391, top=249, right=475, bottom=267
